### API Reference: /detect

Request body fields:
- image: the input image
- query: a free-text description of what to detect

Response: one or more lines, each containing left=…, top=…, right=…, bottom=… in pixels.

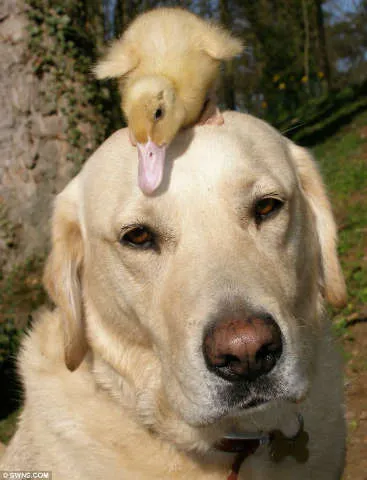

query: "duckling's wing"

left=94, top=41, right=139, bottom=80
left=196, top=21, right=243, bottom=61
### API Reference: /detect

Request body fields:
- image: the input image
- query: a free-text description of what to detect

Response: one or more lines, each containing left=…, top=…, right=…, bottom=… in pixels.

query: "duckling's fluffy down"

left=94, top=7, right=243, bottom=82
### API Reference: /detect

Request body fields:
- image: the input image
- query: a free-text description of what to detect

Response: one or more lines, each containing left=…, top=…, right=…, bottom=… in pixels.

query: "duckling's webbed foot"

left=197, top=93, right=224, bottom=126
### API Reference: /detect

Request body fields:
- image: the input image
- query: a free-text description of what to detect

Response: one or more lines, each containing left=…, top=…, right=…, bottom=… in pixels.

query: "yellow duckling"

left=95, top=7, right=243, bottom=194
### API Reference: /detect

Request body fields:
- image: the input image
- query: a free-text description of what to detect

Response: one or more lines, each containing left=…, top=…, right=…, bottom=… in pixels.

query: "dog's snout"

left=203, top=314, right=282, bottom=382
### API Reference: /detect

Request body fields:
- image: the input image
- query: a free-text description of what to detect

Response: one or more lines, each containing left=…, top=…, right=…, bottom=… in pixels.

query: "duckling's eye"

left=154, top=108, right=164, bottom=121
left=120, top=225, right=155, bottom=249
left=254, top=197, right=284, bottom=224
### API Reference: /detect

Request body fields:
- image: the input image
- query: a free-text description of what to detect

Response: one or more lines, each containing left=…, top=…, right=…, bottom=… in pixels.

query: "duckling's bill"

left=137, top=140, right=167, bottom=194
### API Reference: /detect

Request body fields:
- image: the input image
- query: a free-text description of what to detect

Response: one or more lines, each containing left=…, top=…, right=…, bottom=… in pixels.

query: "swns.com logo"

left=1, top=472, right=51, bottom=479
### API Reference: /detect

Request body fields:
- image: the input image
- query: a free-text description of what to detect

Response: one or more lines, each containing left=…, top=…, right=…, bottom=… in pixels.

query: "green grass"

left=313, top=110, right=367, bottom=326
left=315, top=128, right=366, bottom=201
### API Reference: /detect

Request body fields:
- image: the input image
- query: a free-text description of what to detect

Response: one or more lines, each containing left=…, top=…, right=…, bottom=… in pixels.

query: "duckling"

left=95, top=7, right=243, bottom=194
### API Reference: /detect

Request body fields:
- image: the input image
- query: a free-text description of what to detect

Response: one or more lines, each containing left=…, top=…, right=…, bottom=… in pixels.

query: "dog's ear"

left=288, top=141, right=347, bottom=308
left=43, top=178, right=87, bottom=371
left=93, top=40, right=139, bottom=80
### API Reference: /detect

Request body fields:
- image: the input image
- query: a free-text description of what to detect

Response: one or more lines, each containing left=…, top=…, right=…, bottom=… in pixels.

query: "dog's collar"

left=216, top=432, right=268, bottom=480
left=215, top=415, right=309, bottom=480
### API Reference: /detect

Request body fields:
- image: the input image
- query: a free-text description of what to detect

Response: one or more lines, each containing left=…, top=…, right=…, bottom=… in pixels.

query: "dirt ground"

left=343, top=319, right=367, bottom=479
left=340, top=118, right=367, bottom=480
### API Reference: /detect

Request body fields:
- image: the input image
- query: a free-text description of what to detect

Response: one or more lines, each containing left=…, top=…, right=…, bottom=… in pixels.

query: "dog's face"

left=44, top=112, right=346, bottom=450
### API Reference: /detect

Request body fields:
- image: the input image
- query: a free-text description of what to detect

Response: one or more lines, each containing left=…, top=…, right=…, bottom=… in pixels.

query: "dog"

left=1, top=112, right=346, bottom=479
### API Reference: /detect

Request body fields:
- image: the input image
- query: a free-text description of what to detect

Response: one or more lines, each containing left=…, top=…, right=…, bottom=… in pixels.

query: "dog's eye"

left=154, top=108, right=164, bottom=121
left=254, top=197, right=283, bottom=223
left=120, top=226, right=155, bottom=249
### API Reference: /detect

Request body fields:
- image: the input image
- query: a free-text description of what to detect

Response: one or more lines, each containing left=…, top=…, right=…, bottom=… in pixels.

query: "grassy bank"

left=313, top=110, right=367, bottom=328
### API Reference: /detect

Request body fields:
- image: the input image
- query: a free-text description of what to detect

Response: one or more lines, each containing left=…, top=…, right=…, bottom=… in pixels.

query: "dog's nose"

left=203, top=314, right=282, bottom=381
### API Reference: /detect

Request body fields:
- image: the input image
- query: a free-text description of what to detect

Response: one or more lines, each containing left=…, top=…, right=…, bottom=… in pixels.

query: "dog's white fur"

left=1, top=112, right=346, bottom=479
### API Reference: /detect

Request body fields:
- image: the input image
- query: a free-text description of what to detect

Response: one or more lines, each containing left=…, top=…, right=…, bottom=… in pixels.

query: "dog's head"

left=44, top=112, right=346, bottom=450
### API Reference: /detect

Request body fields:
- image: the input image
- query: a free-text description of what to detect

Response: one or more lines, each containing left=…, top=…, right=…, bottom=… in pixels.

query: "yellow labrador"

left=1, top=112, right=346, bottom=479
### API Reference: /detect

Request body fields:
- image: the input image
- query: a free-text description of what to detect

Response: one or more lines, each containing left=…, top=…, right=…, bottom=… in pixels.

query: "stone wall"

left=1, top=1, right=63, bottom=270
left=0, top=0, right=117, bottom=273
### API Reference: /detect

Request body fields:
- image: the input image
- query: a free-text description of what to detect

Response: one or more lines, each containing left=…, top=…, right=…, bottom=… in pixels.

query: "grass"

left=313, top=111, right=367, bottom=480
left=313, top=110, right=367, bottom=328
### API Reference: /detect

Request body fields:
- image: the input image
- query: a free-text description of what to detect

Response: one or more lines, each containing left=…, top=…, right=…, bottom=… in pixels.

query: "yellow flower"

left=261, top=101, right=268, bottom=109
left=301, top=76, right=308, bottom=83
left=318, top=71, right=324, bottom=78
left=273, top=74, right=280, bottom=82
left=279, top=82, right=286, bottom=90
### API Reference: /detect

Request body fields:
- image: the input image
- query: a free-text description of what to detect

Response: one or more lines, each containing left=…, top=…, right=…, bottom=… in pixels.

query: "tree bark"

left=219, top=0, right=237, bottom=110
left=302, top=0, right=310, bottom=92
left=314, top=0, right=331, bottom=89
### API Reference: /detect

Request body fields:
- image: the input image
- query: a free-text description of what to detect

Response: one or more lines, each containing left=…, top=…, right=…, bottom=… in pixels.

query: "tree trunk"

left=302, top=0, right=310, bottom=93
left=314, top=0, right=331, bottom=90
left=219, top=0, right=237, bottom=110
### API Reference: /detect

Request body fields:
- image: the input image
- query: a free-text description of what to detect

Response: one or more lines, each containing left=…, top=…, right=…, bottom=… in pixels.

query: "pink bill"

left=137, top=140, right=167, bottom=195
